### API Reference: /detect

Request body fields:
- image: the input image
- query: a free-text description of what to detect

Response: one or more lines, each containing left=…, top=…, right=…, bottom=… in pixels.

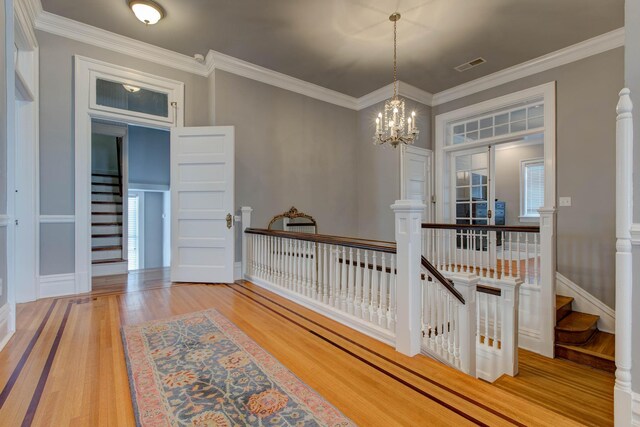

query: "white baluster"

left=328, top=245, right=335, bottom=306
left=341, top=247, right=348, bottom=311
left=354, top=249, right=362, bottom=318
left=525, top=234, right=530, bottom=283
left=379, top=253, right=388, bottom=328
left=516, top=233, right=522, bottom=280
left=363, top=251, right=371, bottom=320
left=388, top=255, right=396, bottom=332
left=500, top=232, right=506, bottom=279
left=493, top=294, right=499, bottom=349
left=371, top=252, right=379, bottom=323
left=322, top=244, right=329, bottom=304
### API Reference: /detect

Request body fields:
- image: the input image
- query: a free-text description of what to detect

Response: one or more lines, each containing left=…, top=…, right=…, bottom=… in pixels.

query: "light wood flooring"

left=0, top=268, right=612, bottom=426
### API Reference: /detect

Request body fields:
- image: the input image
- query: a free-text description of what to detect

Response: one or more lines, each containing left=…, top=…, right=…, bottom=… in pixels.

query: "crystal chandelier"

left=374, top=13, right=418, bottom=147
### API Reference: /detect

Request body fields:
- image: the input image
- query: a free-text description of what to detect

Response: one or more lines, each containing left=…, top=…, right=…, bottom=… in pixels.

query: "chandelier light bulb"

left=129, top=0, right=165, bottom=25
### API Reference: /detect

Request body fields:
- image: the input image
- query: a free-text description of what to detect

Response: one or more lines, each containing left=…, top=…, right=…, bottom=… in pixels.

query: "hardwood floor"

left=0, top=269, right=611, bottom=426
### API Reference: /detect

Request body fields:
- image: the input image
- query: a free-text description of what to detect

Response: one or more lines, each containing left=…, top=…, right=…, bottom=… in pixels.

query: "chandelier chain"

left=393, top=18, right=397, bottom=99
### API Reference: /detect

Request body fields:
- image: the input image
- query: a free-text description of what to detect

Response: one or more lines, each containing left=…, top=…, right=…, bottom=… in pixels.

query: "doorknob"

left=226, top=213, right=232, bottom=229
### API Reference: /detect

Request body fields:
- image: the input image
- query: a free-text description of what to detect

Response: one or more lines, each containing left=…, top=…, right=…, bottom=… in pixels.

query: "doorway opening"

left=91, top=120, right=171, bottom=288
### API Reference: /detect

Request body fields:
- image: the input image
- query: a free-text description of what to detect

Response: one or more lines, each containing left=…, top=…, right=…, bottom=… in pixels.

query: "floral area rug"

left=122, top=309, right=354, bottom=426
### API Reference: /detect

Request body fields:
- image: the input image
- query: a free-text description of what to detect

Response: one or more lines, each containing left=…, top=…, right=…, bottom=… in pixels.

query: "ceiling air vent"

left=454, top=57, right=486, bottom=72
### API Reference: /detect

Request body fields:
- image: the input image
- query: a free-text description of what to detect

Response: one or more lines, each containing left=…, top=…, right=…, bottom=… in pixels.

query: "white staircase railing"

left=241, top=202, right=486, bottom=378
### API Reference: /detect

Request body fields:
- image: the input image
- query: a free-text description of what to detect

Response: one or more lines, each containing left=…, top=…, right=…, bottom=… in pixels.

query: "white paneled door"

left=171, top=126, right=235, bottom=283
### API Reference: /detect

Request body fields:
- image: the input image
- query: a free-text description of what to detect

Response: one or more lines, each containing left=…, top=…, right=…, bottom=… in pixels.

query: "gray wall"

left=128, top=125, right=170, bottom=186
left=356, top=99, right=432, bottom=241
left=432, top=48, right=623, bottom=309
left=37, top=31, right=210, bottom=275
left=627, top=0, right=640, bottom=394
left=495, top=143, right=545, bottom=226
left=91, top=133, right=119, bottom=174
left=143, top=192, right=164, bottom=268
left=213, top=70, right=360, bottom=261
left=127, top=126, right=169, bottom=269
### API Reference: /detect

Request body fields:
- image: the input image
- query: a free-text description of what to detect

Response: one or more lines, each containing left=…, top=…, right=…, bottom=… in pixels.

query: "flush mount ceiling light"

left=123, top=84, right=141, bottom=93
left=129, top=0, right=165, bottom=25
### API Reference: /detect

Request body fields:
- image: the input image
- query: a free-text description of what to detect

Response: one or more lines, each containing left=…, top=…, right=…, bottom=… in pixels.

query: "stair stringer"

left=556, top=272, right=615, bottom=333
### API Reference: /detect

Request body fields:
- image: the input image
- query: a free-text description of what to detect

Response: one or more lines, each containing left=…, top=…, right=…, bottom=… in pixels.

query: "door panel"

left=171, top=126, right=235, bottom=283
left=402, top=146, right=433, bottom=222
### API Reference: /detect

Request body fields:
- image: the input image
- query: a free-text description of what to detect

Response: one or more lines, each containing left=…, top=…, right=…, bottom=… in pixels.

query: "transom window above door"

left=447, top=98, right=544, bottom=146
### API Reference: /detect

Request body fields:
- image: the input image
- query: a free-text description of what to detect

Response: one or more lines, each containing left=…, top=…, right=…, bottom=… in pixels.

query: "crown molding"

left=208, top=50, right=358, bottom=110
left=431, top=27, right=625, bottom=106
left=34, top=10, right=210, bottom=77
left=28, top=4, right=623, bottom=110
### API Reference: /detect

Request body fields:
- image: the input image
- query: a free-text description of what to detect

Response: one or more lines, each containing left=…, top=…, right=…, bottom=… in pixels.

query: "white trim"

left=34, top=10, right=209, bottom=76
left=630, top=223, right=640, bottom=245
left=431, top=28, right=624, bottom=105
left=0, top=215, right=8, bottom=226
left=128, top=190, right=145, bottom=271
left=247, top=275, right=395, bottom=347
left=556, top=272, right=615, bottom=334
left=0, top=302, right=15, bottom=352
left=632, top=391, right=640, bottom=427
left=37, top=273, right=76, bottom=298
left=75, top=56, right=182, bottom=294
left=29, top=4, right=623, bottom=110
left=209, top=50, right=358, bottom=110
left=39, top=215, right=75, bottom=223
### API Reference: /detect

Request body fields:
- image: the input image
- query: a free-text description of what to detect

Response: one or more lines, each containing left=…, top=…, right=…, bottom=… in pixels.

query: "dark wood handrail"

left=422, top=223, right=540, bottom=233
left=245, top=228, right=396, bottom=254
left=245, top=228, right=464, bottom=303
left=286, top=222, right=317, bottom=227
left=477, top=285, right=501, bottom=296
left=421, top=256, right=465, bottom=304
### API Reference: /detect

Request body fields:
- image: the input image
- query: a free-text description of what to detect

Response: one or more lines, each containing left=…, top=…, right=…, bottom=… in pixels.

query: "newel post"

left=538, top=207, right=556, bottom=358
left=614, top=88, right=633, bottom=426
left=241, top=207, right=253, bottom=278
left=392, top=200, right=426, bottom=356
left=449, top=273, right=478, bottom=377
left=496, top=278, right=521, bottom=377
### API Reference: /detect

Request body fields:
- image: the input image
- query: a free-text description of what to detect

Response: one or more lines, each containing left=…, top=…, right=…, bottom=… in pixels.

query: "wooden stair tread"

left=92, top=245, right=122, bottom=251
left=92, top=234, right=121, bottom=238
left=92, top=222, right=123, bottom=226
left=556, top=331, right=615, bottom=360
left=556, top=295, right=574, bottom=310
left=92, top=258, right=126, bottom=265
left=92, top=201, right=122, bottom=205
left=91, top=182, right=119, bottom=186
left=92, top=212, right=122, bottom=215
left=556, top=312, right=599, bottom=332
left=92, top=191, right=121, bottom=195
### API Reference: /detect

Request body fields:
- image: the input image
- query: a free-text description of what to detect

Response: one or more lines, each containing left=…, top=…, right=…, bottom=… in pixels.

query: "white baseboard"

left=0, top=303, right=15, bottom=352
left=246, top=275, right=395, bottom=347
left=234, top=262, right=242, bottom=281
left=38, top=273, right=76, bottom=298
left=92, top=261, right=128, bottom=277
left=632, top=391, right=640, bottom=427
left=556, top=272, right=615, bottom=333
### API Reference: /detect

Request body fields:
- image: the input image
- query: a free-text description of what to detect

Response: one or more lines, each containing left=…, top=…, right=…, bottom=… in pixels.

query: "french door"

left=450, top=146, right=496, bottom=267
left=170, top=126, right=235, bottom=283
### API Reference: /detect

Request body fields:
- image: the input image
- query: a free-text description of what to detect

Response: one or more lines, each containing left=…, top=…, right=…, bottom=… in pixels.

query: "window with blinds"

left=521, top=159, right=544, bottom=219
left=128, top=195, right=140, bottom=270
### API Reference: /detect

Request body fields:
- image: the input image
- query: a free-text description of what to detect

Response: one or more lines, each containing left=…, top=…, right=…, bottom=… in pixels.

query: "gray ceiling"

left=41, top=0, right=624, bottom=97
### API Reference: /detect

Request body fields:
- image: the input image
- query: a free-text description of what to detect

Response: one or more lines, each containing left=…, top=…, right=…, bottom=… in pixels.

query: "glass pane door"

left=451, top=147, right=495, bottom=263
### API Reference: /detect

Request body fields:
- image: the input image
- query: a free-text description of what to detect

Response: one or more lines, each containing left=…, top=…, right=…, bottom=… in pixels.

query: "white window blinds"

left=128, top=195, right=139, bottom=270
left=523, top=160, right=544, bottom=216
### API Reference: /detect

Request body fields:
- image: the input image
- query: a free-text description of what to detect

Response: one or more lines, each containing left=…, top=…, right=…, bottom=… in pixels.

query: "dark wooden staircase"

left=554, top=295, right=615, bottom=372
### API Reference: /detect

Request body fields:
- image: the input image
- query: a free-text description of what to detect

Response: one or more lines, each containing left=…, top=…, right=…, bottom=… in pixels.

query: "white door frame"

left=401, top=145, right=433, bottom=220
left=434, top=81, right=557, bottom=357
left=11, top=0, right=38, bottom=308
left=74, top=56, right=184, bottom=294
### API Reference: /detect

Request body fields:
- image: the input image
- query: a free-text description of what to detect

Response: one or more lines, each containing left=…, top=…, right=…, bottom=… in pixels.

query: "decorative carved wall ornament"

left=268, top=207, right=317, bottom=231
